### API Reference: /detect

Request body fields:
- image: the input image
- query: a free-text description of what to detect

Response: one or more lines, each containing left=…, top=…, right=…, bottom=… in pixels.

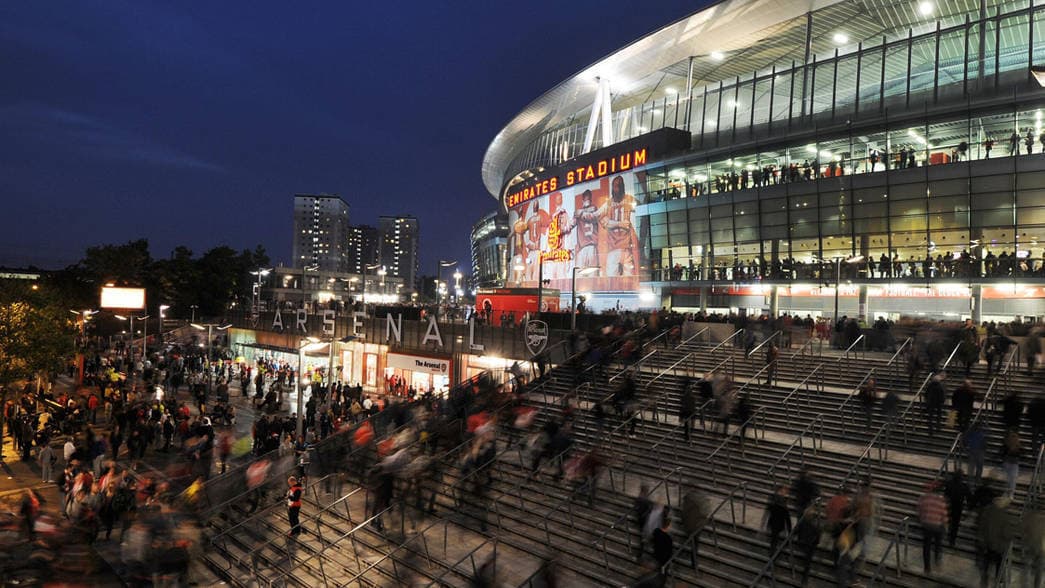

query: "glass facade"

left=504, top=0, right=1045, bottom=183
left=639, top=106, right=1045, bottom=284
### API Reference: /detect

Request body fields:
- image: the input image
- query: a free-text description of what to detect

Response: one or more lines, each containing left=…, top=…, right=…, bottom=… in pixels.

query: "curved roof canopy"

left=482, top=0, right=993, bottom=198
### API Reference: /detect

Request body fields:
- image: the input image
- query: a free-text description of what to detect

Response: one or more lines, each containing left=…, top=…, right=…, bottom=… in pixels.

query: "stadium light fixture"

left=710, top=51, right=724, bottom=61
left=918, top=1, right=934, bottom=16
left=832, top=32, right=849, bottom=44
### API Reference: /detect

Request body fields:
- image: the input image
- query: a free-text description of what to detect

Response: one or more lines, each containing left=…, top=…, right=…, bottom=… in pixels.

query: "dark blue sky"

left=1, top=1, right=694, bottom=276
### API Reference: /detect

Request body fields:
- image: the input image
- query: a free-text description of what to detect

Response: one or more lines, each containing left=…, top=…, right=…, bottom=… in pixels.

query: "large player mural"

left=507, top=170, right=648, bottom=294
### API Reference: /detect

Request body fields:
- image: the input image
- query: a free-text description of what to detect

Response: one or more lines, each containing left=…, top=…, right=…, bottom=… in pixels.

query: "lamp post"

left=250, top=268, right=271, bottom=317
left=114, top=314, right=136, bottom=364
left=437, top=260, right=457, bottom=315
left=297, top=337, right=321, bottom=438
left=138, top=314, right=150, bottom=360
left=158, top=305, right=170, bottom=347
left=571, top=267, right=598, bottom=330
left=301, top=264, right=319, bottom=309
left=363, top=263, right=382, bottom=309
left=189, top=305, right=198, bottom=323
left=453, top=270, right=462, bottom=303
left=191, top=322, right=232, bottom=396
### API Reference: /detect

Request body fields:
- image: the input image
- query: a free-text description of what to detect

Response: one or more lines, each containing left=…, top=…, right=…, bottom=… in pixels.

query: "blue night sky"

left=1, top=1, right=695, bottom=276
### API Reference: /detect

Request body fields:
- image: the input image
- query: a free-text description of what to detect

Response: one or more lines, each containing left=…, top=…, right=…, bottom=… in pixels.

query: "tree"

left=0, top=282, right=76, bottom=389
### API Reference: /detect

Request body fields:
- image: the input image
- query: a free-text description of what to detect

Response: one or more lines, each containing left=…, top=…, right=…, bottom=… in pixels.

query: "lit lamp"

left=191, top=322, right=232, bottom=395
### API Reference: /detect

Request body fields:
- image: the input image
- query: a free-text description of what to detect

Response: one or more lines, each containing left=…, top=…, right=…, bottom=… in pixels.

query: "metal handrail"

left=789, top=336, right=817, bottom=360
left=422, top=537, right=499, bottom=588
left=838, top=371, right=934, bottom=490
left=995, top=443, right=1045, bottom=587
left=778, top=364, right=824, bottom=429
left=747, top=330, right=782, bottom=358
left=608, top=349, right=658, bottom=383
left=838, top=368, right=877, bottom=433
left=209, top=474, right=343, bottom=548
left=707, top=328, right=744, bottom=355
left=591, top=466, right=684, bottom=566
left=705, top=405, right=767, bottom=468
left=867, top=517, right=911, bottom=586
left=934, top=374, right=1003, bottom=480
left=675, top=326, right=710, bottom=349
left=887, top=337, right=913, bottom=366
left=734, top=360, right=776, bottom=395
left=746, top=497, right=822, bottom=586
left=643, top=351, right=695, bottom=392
left=664, top=481, right=749, bottom=581
left=837, top=333, right=866, bottom=362
left=643, top=327, right=672, bottom=350
left=765, top=415, right=825, bottom=486
left=341, top=517, right=464, bottom=585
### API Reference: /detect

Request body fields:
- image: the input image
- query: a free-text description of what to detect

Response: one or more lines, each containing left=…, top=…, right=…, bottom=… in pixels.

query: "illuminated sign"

left=506, top=147, right=647, bottom=208
left=100, top=287, right=146, bottom=310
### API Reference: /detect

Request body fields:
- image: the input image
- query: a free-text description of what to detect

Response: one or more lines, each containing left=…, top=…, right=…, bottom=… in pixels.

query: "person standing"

left=1000, top=431, right=1022, bottom=498
left=917, top=482, right=948, bottom=575
left=38, top=442, right=54, bottom=483
left=680, top=490, right=708, bottom=570
left=794, top=505, right=822, bottom=586
left=633, top=484, right=653, bottom=560
left=652, top=509, right=674, bottom=572
left=978, top=495, right=1017, bottom=586
left=679, top=377, right=696, bottom=441
left=286, top=476, right=303, bottom=536
left=765, top=342, right=779, bottom=387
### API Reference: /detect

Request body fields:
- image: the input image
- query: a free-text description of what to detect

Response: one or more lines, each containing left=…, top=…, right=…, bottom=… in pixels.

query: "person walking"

left=917, top=481, right=947, bottom=575
left=1000, top=430, right=1021, bottom=498
left=679, top=377, right=696, bottom=441
left=925, top=373, right=946, bottom=437
left=858, top=377, right=878, bottom=430
left=943, top=470, right=970, bottom=547
left=765, top=342, right=779, bottom=387
left=762, top=485, right=792, bottom=557
left=652, top=509, right=674, bottom=572
left=680, top=490, right=708, bottom=570
left=794, top=505, right=822, bottom=586
left=1022, top=506, right=1044, bottom=588
left=633, top=484, right=653, bottom=560
left=978, top=495, right=1017, bottom=586
left=286, top=476, right=303, bottom=536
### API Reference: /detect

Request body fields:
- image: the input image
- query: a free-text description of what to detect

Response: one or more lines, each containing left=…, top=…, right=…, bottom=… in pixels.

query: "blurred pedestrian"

left=762, top=485, right=792, bottom=556
left=286, top=476, right=303, bottom=536
left=917, top=481, right=947, bottom=575
left=943, top=470, right=970, bottom=547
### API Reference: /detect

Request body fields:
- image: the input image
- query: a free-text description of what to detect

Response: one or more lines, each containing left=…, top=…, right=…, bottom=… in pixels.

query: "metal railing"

left=789, top=335, right=822, bottom=361
left=608, top=348, right=659, bottom=383
left=675, top=326, right=710, bottom=349
left=422, top=537, right=499, bottom=588
left=764, top=415, right=826, bottom=487
left=705, top=406, right=768, bottom=486
left=778, top=365, right=824, bottom=429
left=663, top=481, right=750, bottom=584
left=746, top=497, right=822, bottom=586
left=591, top=466, right=684, bottom=568
left=838, top=333, right=866, bottom=364
left=707, top=328, right=744, bottom=356
left=994, top=442, right=1045, bottom=587
left=747, top=330, right=782, bottom=359
left=867, top=517, right=912, bottom=586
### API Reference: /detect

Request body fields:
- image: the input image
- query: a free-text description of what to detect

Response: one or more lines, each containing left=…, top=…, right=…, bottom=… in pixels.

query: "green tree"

left=0, top=283, right=76, bottom=389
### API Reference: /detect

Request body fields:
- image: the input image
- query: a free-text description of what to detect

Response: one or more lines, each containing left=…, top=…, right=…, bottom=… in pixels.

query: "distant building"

left=347, top=224, right=379, bottom=275
left=470, top=210, right=509, bottom=288
left=379, top=215, right=419, bottom=291
left=291, top=194, right=350, bottom=272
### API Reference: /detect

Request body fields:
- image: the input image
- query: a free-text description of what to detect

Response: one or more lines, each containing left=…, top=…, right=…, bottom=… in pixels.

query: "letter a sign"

left=524, top=320, right=549, bottom=357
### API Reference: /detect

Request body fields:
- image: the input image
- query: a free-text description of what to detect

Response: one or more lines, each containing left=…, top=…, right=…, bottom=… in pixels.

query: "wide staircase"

left=197, top=328, right=1045, bottom=587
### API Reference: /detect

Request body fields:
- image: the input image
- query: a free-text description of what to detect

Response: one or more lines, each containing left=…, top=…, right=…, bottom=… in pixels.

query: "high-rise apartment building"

left=470, top=210, right=509, bottom=288
left=347, top=224, right=380, bottom=275
left=291, top=194, right=350, bottom=272
left=378, top=215, right=419, bottom=290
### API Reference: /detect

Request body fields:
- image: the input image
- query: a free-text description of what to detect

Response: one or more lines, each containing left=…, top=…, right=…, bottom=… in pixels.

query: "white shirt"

left=63, top=441, right=75, bottom=462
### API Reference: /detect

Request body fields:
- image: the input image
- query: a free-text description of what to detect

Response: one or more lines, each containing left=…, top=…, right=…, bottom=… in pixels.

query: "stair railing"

left=778, top=365, right=824, bottom=429
left=675, top=326, right=710, bottom=349
left=866, top=516, right=911, bottom=586
left=765, top=415, right=826, bottom=487
left=747, top=330, right=782, bottom=359
left=662, top=480, right=750, bottom=584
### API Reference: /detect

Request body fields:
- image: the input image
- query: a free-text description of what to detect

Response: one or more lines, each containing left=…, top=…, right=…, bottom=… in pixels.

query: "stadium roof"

left=482, top=0, right=1005, bottom=197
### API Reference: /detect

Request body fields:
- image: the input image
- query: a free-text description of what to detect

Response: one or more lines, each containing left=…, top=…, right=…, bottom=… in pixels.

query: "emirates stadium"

left=483, top=0, right=1045, bottom=322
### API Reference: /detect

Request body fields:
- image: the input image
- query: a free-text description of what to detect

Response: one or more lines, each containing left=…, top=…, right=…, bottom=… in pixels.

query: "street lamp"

left=363, top=263, right=382, bottom=309
left=191, top=322, right=232, bottom=396
left=189, top=305, right=198, bottom=322
left=113, top=314, right=146, bottom=364
left=250, top=267, right=272, bottom=316
left=158, top=305, right=170, bottom=347
left=301, top=264, right=319, bottom=309
left=437, top=260, right=457, bottom=314
left=571, top=267, right=598, bottom=330
left=453, top=270, right=463, bottom=302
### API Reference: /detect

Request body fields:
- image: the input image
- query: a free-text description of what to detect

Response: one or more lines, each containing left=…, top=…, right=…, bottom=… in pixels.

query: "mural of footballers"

left=568, top=188, right=600, bottom=275
left=597, top=175, right=638, bottom=277
left=524, top=199, right=547, bottom=282
left=544, top=191, right=573, bottom=280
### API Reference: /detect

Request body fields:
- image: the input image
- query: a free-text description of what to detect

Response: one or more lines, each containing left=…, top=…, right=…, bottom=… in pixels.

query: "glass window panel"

left=972, top=192, right=1015, bottom=210
left=651, top=224, right=668, bottom=237
left=909, top=35, right=936, bottom=95
left=718, top=85, right=738, bottom=131
left=884, top=42, right=909, bottom=99
left=649, top=212, right=668, bottom=225
left=752, top=76, right=772, bottom=126
left=928, top=195, right=969, bottom=214
left=1035, top=7, right=1045, bottom=66
left=930, top=178, right=968, bottom=196
left=938, top=28, right=966, bottom=88
left=813, top=60, right=834, bottom=116
left=890, top=214, right=928, bottom=233
left=734, top=80, right=753, bottom=129
left=834, top=55, right=858, bottom=116
left=710, top=204, right=733, bottom=218
left=772, top=70, right=793, bottom=122
left=668, top=210, right=688, bottom=224
left=859, top=47, right=883, bottom=107
left=854, top=202, right=888, bottom=218
left=985, top=18, right=998, bottom=78
left=968, top=21, right=982, bottom=81
left=651, top=235, right=669, bottom=249
left=1017, top=206, right=1045, bottom=225
left=999, top=14, right=1029, bottom=74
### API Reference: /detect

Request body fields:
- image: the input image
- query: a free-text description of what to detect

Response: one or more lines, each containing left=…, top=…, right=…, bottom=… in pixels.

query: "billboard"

left=507, top=170, right=648, bottom=294
left=100, top=287, right=146, bottom=310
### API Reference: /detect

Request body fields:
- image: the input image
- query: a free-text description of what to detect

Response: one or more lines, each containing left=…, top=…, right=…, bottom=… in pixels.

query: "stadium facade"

left=483, top=0, right=1045, bottom=321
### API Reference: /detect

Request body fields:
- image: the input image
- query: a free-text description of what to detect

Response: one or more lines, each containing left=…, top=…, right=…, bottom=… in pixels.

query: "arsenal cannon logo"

left=524, top=320, right=549, bottom=356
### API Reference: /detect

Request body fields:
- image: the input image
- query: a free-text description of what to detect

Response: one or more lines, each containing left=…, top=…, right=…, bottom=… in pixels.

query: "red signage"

left=506, top=147, right=648, bottom=209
